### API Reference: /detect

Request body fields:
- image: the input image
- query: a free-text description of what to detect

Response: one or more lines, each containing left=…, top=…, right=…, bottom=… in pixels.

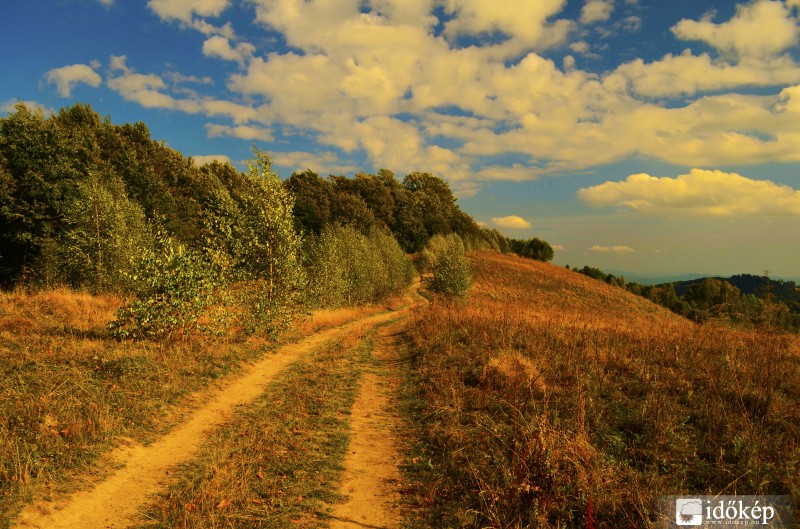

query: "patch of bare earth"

left=11, top=307, right=409, bottom=529
left=327, top=319, right=408, bottom=529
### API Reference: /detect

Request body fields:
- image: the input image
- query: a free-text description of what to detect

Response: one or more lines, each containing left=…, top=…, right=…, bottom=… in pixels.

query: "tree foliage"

left=305, top=225, right=415, bottom=308
left=510, top=237, right=555, bottom=262
left=424, top=234, right=472, bottom=297
left=0, top=102, right=557, bottom=339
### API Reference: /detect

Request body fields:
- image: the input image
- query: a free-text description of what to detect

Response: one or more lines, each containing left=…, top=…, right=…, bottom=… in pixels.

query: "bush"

left=425, top=234, right=471, bottom=296
left=109, top=229, right=220, bottom=339
left=305, top=225, right=415, bottom=308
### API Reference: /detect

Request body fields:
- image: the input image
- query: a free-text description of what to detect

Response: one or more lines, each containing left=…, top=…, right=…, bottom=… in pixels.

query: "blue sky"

left=2, top=0, right=800, bottom=278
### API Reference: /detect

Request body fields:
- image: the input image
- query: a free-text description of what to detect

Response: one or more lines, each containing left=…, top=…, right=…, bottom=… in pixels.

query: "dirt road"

left=12, top=290, right=420, bottom=529
left=327, top=319, right=408, bottom=529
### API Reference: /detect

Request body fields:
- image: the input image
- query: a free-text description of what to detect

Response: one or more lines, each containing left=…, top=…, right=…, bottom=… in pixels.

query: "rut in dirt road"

left=12, top=304, right=414, bottom=529
left=326, top=319, right=409, bottom=529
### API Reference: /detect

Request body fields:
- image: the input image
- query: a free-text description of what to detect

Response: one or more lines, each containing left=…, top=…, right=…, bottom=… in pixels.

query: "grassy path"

left=326, top=319, right=407, bottom=529
left=11, top=303, right=413, bottom=529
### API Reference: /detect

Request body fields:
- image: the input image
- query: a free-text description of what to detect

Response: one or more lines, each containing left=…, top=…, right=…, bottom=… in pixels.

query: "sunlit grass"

left=136, top=329, right=374, bottom=528
left=0, top=287, right=388, bottom=527
left=401, top=252, right=800, bottom=528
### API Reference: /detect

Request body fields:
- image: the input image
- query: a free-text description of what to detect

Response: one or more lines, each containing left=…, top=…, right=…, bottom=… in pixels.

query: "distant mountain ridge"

left=606, top=270, right=800, bottom=286
left=665, top=273, right=800, bottom=304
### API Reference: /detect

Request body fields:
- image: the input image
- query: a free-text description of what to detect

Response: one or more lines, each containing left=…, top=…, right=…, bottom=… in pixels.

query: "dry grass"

left=0, top=287, right=391, bottom=528
left=136, top=328, right=375, bottom=528
left=401, top=252, right=800, bottom=528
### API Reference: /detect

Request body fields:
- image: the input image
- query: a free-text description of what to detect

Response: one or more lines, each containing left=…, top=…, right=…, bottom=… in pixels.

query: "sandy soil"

left=326, top=318, right=408, bottom=529
left=12, top=306, right=409, bottom=529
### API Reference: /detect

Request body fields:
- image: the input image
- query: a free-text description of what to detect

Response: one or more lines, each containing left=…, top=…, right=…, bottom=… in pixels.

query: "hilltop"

left=404, top=251, right=800, bottom=528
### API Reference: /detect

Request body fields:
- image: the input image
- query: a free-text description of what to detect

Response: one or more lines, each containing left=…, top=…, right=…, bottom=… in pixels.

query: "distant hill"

left=665, top=274, right=800, bottom=311
left=604, top=269, right=707, bottom=286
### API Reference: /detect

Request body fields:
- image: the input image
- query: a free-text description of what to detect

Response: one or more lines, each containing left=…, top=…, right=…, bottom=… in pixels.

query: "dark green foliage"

left=285, top=167, right=508, bottom=254
left=285, top=169, right=333, bottom=235
left=304, top=224, right=415, bottom=307
left=0, top=103, right=207, bottom=288
left=572, top=265, right=800, bottom=332
left=510, top=237, right=555, bottom=262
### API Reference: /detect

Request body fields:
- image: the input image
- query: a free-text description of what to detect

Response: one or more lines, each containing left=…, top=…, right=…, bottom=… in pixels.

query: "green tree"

left=511, top=238, right=554, bottom=262
left=285, top=169, right=333, bottom=235
left=110, top=227, right=219, bottom=339
left=52, top=172, right=150, bottom=292
left=235, top=148, right=306, bottom=336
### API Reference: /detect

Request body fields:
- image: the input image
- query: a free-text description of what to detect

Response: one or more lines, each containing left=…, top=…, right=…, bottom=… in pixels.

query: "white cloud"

left=108, top=56, right=257, bottom=123
left=202, top=36, right=255, bottom=66
left=577, top=168, right=800, bottom=217
left=147, top=0, right=229, bottom=22
left=608, top=50, right=800, bottom=97
left=272, top=150, right=360, bottom=174
left=580, top=0, right=613, bottom=24
left=672, top=1, right=798, bottom=58
left=552, top=244, right=565, bottom=251
left=45, top=64, right=102, bottom=97
left=205, top=123, right=273, bottom=141
left=442, top=0, right=573, bottom=51
left=570, top=41, right=590, bottom=54
left=192, top=154, right=231, bottom=166
left=590, top=245, right=635, bottom=253
left=99, top=0, right=114, bottom=6
left=1, top=99, right=53, bottom=115
left=492, top=215, right=531, bottom=229
left=102, top=1, right=800, bottom=191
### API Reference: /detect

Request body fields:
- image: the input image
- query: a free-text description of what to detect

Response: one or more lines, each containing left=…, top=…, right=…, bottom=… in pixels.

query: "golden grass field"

left=2, top=252, right=798, bottom=528
left=403, top=252, right=799, bottom=528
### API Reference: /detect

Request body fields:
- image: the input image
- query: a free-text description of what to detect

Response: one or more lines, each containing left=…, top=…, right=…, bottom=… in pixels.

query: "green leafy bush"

left=425, top=233, right=471, bottom=296
left=109, top=229, right=220, bottom=339
left=305, top=225, right=415, bottom=308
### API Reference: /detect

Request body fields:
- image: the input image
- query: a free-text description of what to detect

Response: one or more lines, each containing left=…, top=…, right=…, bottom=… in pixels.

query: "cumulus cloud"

left=147, top=0, right=229, bottom=22
left=272, top=150, right=360, bottom=174
left=45, top=64, right=102, bottom=97
left=108, top=55, right=257, bottom=123
left=123, top=0, right=800, bottom=189
left=608, top=50, right=800, bottom=97
left=202, top=36, right=255, bottom=66
left=577, top=168, right=800, bottom=217
left=492, top=215, right=532, bottom=229
left=1, top=99, right=53, bottom=115
left=672, top=1, right=798, bottom=58
left=442, top=0, right=573, bottom=51
left=192, top=154, right=231, bottom=166
left=590, top=245, right=635, bottom=253
left=580, top=0, right=614, bottom=24
left=205, top=123, right=273, bottom=141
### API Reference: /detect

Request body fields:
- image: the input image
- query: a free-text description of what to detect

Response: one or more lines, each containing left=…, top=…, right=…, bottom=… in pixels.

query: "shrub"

left=425, top=233, right=471, bottom=296
left=109, top=229, right=220, bottom=339
left=305, top=225, right=415, bottom=308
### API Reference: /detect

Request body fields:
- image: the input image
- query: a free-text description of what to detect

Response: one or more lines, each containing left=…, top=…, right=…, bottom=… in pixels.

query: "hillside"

left=669, top=274, right=800, bottom=310
left=404, top=252, right=800, bottom=528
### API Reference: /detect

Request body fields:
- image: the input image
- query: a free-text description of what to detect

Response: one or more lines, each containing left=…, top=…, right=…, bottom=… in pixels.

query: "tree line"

left=569, top=265, right=800, bottom=332
left=0, top=103, right=554, bottom=337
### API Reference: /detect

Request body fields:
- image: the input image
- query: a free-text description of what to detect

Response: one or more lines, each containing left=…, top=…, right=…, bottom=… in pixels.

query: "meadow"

left=402, top=252, right=800, bottom=528
left=0, top=288, right=380, bottom=527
